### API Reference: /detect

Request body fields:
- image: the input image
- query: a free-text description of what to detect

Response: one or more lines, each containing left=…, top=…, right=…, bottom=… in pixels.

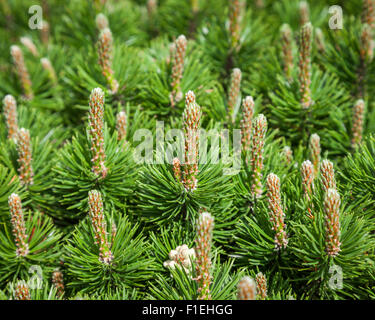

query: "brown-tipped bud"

left=280, top=24, right=294, bottom=81
left=301, top=160, right=314, bottom=219
left=299, top=1, right=310, bottom=26
left=351, top=99, right=365, bottom=148
left=16, top=128, right=34, bottom=186
left=147, top=0, right=158, bottom=17
left=282, top=146, right=293, bottom=165
left=88, top=190, right=113, bottom=264
left=173, top=157, right=182, bottom=182
left=309, top=133, right=321, bottom=177
left=170, top=35, right=187, bottom=104
left=40, top=21, right=49, bottom=45
left=315, top=28, right=326, bottom=54
left=14, top=281, right=31, bottom=300
left=97, top=28, right=118, bottom=94
left=227, top=68, right=242, bottom=123
left=250, top=114, right=267, bottom=198
left=96, top=13, right=109, bottom=31
left=362, top=0, right=375, bottom=31
left=237, top=276, right=256, bottom=300
left=361, top=24, right=374, bottom=62
left=10, top=45, right=33, bottom=100
left=52, top=270, right=65, bottom=298
left=298, top=22, right=313, bottom=109
left=195, top=211, right=214, bottom=300
left=41, top=57, right=57, bottom=84
left=240, top=96, right=255, bottom=154
left=266, top=173, right=288, bottom=251
left=229, top=0, right=241, bottom=49
left=324, top=188, right=341, bottom=257
left=20, top=37, right=39, bottom=57
left=255, top=272, right=268, bottom=300
left=182, top=91, right=201, bottom=192
left=8, top=193, right=29, bottom=257
left=89, top=88, right=107, bottom=179
left=3, top=94, right=18, bottom=141
left=320, top=159, right=336, bottom=193
left=111, top=221, right=117, bottom=239
left=116, top=111, right=127, bottom=141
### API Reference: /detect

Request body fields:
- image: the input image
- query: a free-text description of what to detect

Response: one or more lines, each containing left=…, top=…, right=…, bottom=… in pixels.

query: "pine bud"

left=172, top=157, right=182, bottom=182
left=52, top=270, right=65, bottom=298
left=280, top=24, right=294, bottom=81
left=324, top=188, right=341, bottom=257
left=40, top=21, right=49, bottom=45
left=266, top=173, right=288, bottom=251
left=8, top=193, right=29, bottom=257
left=97, top=28, right=119, bottom=94
left=111, top=221, right=117, bottom=239
left=229, top=0, right=241, bottom=49
left=320, top=160, right=336, bottom=193
left=96, top=13, right=109, bottom=31
left=299, top=1, right=310, bottom=26
left=14, top=280, right=31, bottom=300
left=182, top=91, right=201, bottom=192
left=298, top=23, right=313, bottom=109
left=351, top=99, right=365, bottom=148
left=282, top=146, right=293, bottom=165
left=116, top=111, right=127, bottom=141
left=17, top=128, right=34, bottom=186
left=20, top=37, right=39, bottom=57
left=88, top=88, right=107, bottom=179
left=240, top=96, right=255, bottom=154
left=361, top=24, right=374, bottom=62
left=170, top=35, right=187, bottom=105
left=301, top=160, right=314, bottom=219
left=362, top=0, right=375, bottom=31
left=250, top=114, right=267, bottom=198
left=40, top=57, right=57, bottom=83
left=3, top=94, right=18, bottom=141
left=88, top=190, right=113, bottom=265
left=237, top=276, right=256, bottom=300
left=315, top=28, right=326, bottom=54
left=147, top=0, right=158, bottom=17
left=255, top=272, right=267, bottom=300
left=309, top=133, right=321, bottom=177
left=10, top=45, right=33, bottom=100
left=163, top=244, right=195, bottom=274
left=195, top=211, right=214, bottom=300
left=227, top=68, right=242, bottom=123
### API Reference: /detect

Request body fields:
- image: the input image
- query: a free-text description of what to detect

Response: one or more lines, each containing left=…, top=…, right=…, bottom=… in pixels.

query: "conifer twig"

left=240, top=96, right=254, bottom=154
left=8, top=193, right=29, bottom=257
left=88, top=88, right=107, bottom=179
left=97, top=28, right=119, bottom=94
left=237, top=276, right=256, bottom=300
left=2, top=94, right=18, bottom=141
left=182, top=91, right=201, bottom=192
left=298, top=23, right=313, bottom=109
left=324, top=188, right=341, bottom=257
left=309, top=133, right=321, bottom=177
left=227, top=68, right=242, bottom=123
left=266, top=173, right=288, bottom=251
left=255, top=272, right=267, bottom=300
left=351, top=99, right=365, bottom=148
left=88, top=190, right=113, bottom=265
left=250, top=114, right=267, bottom=198
left=195, top=211, right=214, bottom=300
left=16, top=128, right=34, bottom=186
left=170, top=35, right=187, bottom=106
left=10, top=45, right=33, bottom=100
